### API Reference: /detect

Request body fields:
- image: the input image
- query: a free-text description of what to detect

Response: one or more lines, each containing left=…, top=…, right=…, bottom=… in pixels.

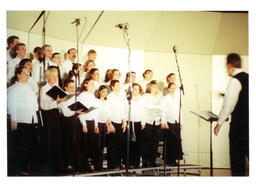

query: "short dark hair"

left=67, top=48, right=76, bottom=54
left=52, top=52, right=60, bottom=59
left=63, top=78, right=74, bottom=89
left=19, top=58, right=32, bottom=67
left=110, top=80, right=120, bottom=91
left=10, top=43, right=26, bottom=58
left=42, top=44, right=51, bottom=51
left=7, top=35, right=19, bottom=49
left=33, top=47, right=42, bottom=53
left=227, top=53, right=241, bottom=68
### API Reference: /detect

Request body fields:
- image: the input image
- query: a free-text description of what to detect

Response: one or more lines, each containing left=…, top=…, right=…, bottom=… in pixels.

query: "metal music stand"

left=190, top=111, right=228, bottom=176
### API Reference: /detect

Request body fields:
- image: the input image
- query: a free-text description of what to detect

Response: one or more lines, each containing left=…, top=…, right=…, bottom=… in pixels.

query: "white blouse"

left=59, top=95, right=76, bottom=117
left=7, top=57, right=22, bottom=83
left=142, top=93, right=165, bottom=126
left=107, top=92, right=126, bottom=124
left=40, top=83, right=59, bottom=110
left=61, top=59, right=73, bottom=75
left=77, top=91, right=99, bottom=127
left=96, top=99, right=111, bottom=123
left=161, top=94, right=182, bottom=124
left=27, top=76, right=39, bottom=96
left=125, top=96, right=146, bottom=125
left=7, top=82, right=38, bottom=123
left=32, top=59, right=43, bottom=83
left=32, top=59, right=54, bottom=83
left=6, top=48, right=12, bottom=62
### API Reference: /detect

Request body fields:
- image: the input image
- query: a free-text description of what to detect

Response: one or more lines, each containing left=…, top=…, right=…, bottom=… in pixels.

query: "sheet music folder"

left=191, top=111, right=219, bottom=122
left=46, top=85, right=67, bottom=100
left=68, top=102, right=96, bottom=113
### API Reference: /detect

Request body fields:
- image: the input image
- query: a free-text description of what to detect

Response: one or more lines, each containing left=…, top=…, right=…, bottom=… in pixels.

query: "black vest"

left=231, top=72, right=249, bottom=121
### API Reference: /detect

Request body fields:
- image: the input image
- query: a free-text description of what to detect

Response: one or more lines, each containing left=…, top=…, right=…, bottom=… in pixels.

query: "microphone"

left=172, top=45, right=177, bottom=53
left=115, top=23, right=123, bottom=29
left=219, top=92, right=225, bottom=97
left=71, top=17, right=86, bottom=25
left=115, top=23, right=128, bottom=30
left=71, top=18, right=80, bottom=24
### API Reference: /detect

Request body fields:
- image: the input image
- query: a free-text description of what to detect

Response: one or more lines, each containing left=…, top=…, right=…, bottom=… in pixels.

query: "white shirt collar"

left=232, top=68, right=243, bottom=76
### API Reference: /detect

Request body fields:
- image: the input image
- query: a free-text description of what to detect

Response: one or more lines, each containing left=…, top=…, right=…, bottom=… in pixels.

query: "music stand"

left=191, top=111, right=228, bottom=176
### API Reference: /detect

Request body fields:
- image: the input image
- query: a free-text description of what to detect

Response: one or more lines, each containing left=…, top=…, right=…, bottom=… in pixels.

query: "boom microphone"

left=172, top=45, right=177, bottom=53
left=115, top=23, right=128, bottom=30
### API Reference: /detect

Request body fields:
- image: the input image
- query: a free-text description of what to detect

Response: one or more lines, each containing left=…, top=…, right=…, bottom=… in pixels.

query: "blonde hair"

left=45, top=68, right=58, bottom=79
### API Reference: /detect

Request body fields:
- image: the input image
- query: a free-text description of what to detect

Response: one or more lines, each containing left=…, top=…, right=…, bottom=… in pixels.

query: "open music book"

left=68, top=101, right=96, bottom=113
left=46, top=85, right=67, bottom=100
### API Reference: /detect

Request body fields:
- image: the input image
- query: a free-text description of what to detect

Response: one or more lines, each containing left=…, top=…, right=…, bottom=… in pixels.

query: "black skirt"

left=41, top=109, right=63, bottom=174
left=61, top=114, right=82, bottom=171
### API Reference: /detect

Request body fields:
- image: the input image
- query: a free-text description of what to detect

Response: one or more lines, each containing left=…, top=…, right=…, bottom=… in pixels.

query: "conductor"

left=214, top=53, right=249, bottom=176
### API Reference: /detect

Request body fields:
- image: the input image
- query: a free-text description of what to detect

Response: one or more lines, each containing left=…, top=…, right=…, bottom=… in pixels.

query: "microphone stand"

left=71, top=18, right=81, bottom=108
left=118, top=24, right=132, bottom=176
left=173, top=47, right=184, bottom=176
left=37, top=11, right=47, bottom=129
left=26, top=11, right=47, bottom=128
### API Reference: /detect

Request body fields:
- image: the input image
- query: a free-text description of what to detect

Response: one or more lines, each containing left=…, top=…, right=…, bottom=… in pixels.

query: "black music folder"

left=191, top=111, right=219, bottom=122
left=46, top=85, right=67, bottom=100
left=68, top=101, right=96, bottom=113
